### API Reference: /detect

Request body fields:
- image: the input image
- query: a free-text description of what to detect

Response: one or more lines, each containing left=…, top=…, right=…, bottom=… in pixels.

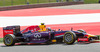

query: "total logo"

left=34, top=33, right=41, bottom=38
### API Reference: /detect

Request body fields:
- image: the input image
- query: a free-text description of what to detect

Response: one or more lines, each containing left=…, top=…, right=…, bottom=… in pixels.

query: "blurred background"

left=0, top=0, right=99, bottom=7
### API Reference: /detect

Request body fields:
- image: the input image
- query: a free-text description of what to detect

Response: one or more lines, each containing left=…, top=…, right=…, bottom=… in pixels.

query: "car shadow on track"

left=0, top=42, right=91, bottom=47
left=1, top=43, right=56, bottom=47
left=62, top=42, right=91, bottom=46
left=1, top=44, right=49, bottom=47
left=0, top=42, right=64, bottom=47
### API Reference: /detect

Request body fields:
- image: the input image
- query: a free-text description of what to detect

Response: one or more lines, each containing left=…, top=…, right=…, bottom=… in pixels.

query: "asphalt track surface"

left=49, top=4, right=100, bottom=10
left=0, top=43, right=100, bottom=52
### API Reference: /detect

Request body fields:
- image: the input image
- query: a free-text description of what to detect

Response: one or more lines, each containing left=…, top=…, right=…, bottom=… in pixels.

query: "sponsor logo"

left=32, top=38, right=45, bottom=40
left=78, top=38, right=88, bottom=41
left=79, top=38, right=87, bottom=40
left=4, top=31, right=13, bottom=33
left=34, top=33, right=41, bottom=38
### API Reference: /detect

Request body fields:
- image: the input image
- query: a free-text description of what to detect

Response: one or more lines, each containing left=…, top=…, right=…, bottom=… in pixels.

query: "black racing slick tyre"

left=77, top=29, right=86, bottom=33
left=63, top=31, right=76, bottom=45
left=3, top=34, right=16, bottom=46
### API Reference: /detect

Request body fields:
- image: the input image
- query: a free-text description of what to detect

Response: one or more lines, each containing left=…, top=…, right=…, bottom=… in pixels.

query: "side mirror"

left=71, top=27, right=73, bottom=31
left=58, top=29, right=60, bottom=31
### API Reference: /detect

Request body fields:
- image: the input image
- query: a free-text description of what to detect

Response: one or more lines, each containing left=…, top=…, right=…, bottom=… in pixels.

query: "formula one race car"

left=3, top=25, right=99, bottom=46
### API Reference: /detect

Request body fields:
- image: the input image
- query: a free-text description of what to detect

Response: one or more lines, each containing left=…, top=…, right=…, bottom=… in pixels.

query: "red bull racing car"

left=3, top=25, right=99, bottom=46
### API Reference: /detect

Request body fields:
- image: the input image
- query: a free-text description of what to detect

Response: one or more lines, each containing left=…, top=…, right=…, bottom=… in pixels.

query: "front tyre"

left=3, top=34, right=16, bottom=46
left=63, top=31, right=76, bottom=45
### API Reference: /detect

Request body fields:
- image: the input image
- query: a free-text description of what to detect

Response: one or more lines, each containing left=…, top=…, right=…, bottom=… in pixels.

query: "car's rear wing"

left=3, top=25, right=20, bottom=37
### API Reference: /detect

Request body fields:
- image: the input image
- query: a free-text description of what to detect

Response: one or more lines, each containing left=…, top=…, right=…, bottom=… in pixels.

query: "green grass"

left=0, top=0, right=57, bottom=6
left=98, top=35, right=100, bottom=40
left=0, top=0, right=99, bottom=7
left=0, top=38, right=3, bottom=43
left=84, top=0, right=99, bottom=4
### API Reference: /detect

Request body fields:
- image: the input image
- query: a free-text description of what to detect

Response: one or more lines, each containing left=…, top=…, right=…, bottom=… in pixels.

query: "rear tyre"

left=3, top=34, right=16, bottom=46
left=63, top=31, right=76, bottom=45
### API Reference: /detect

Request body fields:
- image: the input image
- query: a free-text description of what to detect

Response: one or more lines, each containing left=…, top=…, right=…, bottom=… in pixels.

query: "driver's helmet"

left=46, top=27, right=51, bottom=31
left=41, top=23, right=44, bottom=25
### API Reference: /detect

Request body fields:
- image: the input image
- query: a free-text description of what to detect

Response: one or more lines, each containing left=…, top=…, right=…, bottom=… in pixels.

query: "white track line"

left=0, top=13, right=100, bottom=27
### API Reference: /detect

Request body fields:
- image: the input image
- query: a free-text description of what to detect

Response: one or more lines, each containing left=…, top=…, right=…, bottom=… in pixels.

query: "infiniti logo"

left=34, top=33, right=41, bottom=38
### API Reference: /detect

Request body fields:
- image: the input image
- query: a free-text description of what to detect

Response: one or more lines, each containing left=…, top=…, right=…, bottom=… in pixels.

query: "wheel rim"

left=5, top=36, right=12, bottom=45
left=65, top=33, right=73, bottom=42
